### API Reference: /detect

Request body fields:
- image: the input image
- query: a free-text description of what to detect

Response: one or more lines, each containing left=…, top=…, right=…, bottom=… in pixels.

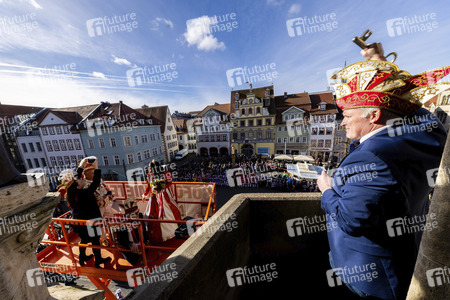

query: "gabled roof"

left=0, top=103, right=43, bottom=118
left=274, top=92, right=311, bottom=110
left=173, top=119, right=187, bottom=133
left=136, top=105, right=169, bottom=130
left=88, top=101, right=148, bottom=121
left=52, top=104, right=100, bottom=119
left=309, top=92, right=337, bottom=115
left=196, top=103, right=230, bottom=117
left=35, top=109, right=83, bottom=125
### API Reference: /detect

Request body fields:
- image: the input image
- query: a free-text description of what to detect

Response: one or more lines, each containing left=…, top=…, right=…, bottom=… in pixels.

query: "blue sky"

left=1, top=0, right=449, bottom=113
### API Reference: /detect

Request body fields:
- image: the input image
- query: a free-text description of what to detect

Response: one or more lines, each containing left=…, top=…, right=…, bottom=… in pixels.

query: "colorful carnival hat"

left=331, top=60, right=450, bottom=114
left=78, top=156, right=98, bottom=173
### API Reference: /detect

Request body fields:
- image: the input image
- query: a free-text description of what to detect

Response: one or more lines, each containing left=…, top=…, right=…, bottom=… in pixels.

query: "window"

left=124, top=136, right=131, bottom=147
left=277, top=138, right=282, bottom=143
left=326, top=127, right=333, bottom=135
left=41, top=158, right=47, bottom=167
left=312, top=128, right=318, bottom=135
left=278, top=126, right=282, bottom=132
left=256, top=107, right=261, bottom=114
left=78, top=155, right=84, bottom=161
left=52, top=140, right=60, bottom=151
left=257, top=119, right=262, bottom=126
left=205, top=136, right=209, bottom=142
left=266, top=119, right=271, bottom=125
left=71, top=156, right=77, bottom=165
left=241, top=109, right=245, bottom=116
left=211, top=136, right=215, bottom=142
left=266, top=130, right=271, bottom=139
left=64, top=126, right=70, bottom=134
left=66, top=140, right=74, bottom=150
left=134, top=136, right=139, bottom=145
left=27, top=159, right=32, bottom=168
left=157, top=133, right=160, bottom=140
left=150, top=134, right=155, bottom=141
left=74, top=139, right=82, bottom=150
left=248, top=120, right=254, bottom=126
left=45, top=141, right=53, bottom=152
left=57, top=156, right=64, bottom=166
left=127, top=153, right=134, bottom=164
left=56, top=126, right=62, bottom=135
left=114, top=155, right=120, bottom=165
left=34, top=158, right=40, bottom=167
left=110, top=137, right=117, bottom=147
left=103, top=156, right=109, bottom=166
left=311, top=139, right=317, bottom=147
left=152, top=148, right=158, bottom=156
left=144, top=150, right=150, bottom=159
left=50, top=157, right=57, bottom=167
left=223, top=135, right=227, bottom=141
left=49, top=127, right=55, bottom=135
left=99, top=138, right=105, bottom=148
left=42, top=127, right=48, bottom=135
left=296, top=137, right=300, bottom=143
left=318, top=140, right=324, bottom=147
left=59, top=140, right=67, bottom=151
left=320, top=116, right=326, bottom=122
left=87, top=139, right=94, bottom=149
left=64, top=156, right=70, bottom=166
left=137, top=152, right=142, bottom=162
left=248, top=108, right=253, bottom=115
left=319, top=128, right=325, bottom=135
left=29, top=143, right=35, bottom=152
left=240, top=132, right=245, bottom=139
left=284, top=138, right=288, bottom=143
left=21, top=143, right=28, bottom=153
left=248, top=131, right=254, bottom=139
left=240, top=121, right=245, bottom=127
left=325, top=140, right=331, bottom=147
left=302, top=137, right=307, bottom=143
left=141, top=135, right=148, bottom=143
left=284, top=126, right=287, bottom=132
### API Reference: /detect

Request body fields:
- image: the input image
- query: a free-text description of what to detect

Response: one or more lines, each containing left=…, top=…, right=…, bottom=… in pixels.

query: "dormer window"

left=320, top=103, right=326, bottom=110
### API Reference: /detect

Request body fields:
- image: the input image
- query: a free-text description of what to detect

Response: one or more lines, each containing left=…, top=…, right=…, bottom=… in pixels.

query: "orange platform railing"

left=36, top=182, right=216, bottom=300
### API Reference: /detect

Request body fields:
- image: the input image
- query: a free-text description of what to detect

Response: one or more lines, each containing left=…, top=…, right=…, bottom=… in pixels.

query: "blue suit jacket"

left=321, top=109, right=447, bottom=299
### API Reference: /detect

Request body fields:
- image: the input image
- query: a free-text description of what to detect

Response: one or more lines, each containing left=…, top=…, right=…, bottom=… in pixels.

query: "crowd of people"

left=174, top=154, right=320, bottom=192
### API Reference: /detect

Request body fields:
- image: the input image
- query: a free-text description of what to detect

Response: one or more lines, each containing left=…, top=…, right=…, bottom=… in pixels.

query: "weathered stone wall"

left=0, top=175, right=59, bottom=300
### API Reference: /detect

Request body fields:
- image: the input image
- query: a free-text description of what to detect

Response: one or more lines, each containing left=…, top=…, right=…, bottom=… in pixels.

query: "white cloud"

left=92, top=71, right=106, bottom=79
left=111, top=55, right=136, bottom=67
left=29, top=0, right=42, bottom=9
left=150, top=17, right=174, bottom=31
left=183, top=16, right=225, bottom=51
left=288, top=4, right=301, bottom=15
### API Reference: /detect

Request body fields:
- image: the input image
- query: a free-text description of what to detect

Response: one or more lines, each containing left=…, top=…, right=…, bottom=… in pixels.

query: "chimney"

left=284, top=92, right=288, bottom=99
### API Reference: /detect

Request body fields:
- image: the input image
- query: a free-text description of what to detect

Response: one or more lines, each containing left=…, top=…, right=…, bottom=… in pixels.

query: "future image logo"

left=286, top=13, right=338, bottom=37
left=386, top=13, right=438, bottom=37
left=86, top=13, right=138, bottom=37
left=225, top=63, right=278, bottom=88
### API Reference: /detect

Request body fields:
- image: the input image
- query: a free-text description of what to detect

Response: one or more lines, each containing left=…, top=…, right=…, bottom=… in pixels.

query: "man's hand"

left=361, top=42, right=386, bottom=61
left=317, top=171, right=332, bottom=194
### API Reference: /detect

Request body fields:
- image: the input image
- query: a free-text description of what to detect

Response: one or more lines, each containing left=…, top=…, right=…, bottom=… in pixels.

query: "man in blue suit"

left=318, top=44, right=449, bottom=299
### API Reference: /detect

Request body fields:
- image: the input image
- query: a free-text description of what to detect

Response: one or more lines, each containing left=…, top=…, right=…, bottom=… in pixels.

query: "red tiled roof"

left=196, top=103, right=231, bottom=117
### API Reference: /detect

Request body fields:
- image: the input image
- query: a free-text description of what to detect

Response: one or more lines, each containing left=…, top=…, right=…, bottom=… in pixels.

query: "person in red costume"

left=142, top=160, right=182, bottom=243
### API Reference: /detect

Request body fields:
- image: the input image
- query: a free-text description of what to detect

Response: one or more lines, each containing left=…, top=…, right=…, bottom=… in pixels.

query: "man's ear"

left=370, top=109, right=383, bottom=124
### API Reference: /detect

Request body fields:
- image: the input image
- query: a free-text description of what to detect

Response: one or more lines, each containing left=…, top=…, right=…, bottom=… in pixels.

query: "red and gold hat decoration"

left=331, top=60, right=450, bottom=114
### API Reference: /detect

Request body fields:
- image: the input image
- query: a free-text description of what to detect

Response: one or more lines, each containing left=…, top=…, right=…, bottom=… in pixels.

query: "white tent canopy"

left=274, top=154, right=294, bottom=161
left=293, top=155, right=314, bottom=162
